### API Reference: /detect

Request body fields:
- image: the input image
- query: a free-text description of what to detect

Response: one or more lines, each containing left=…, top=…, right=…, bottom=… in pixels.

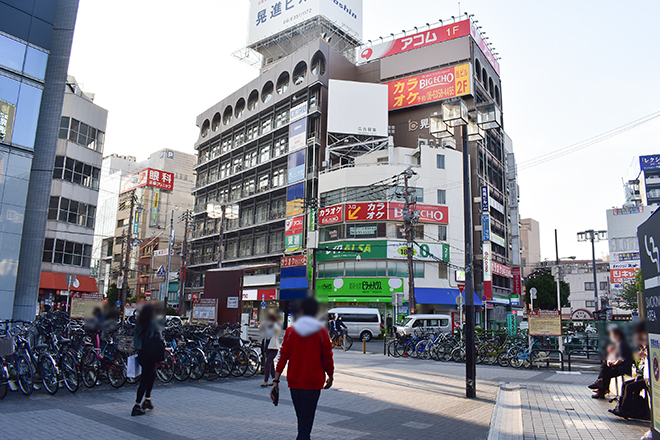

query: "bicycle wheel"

left=189, top=349, right=206, bottom=381
left=244, top=349, right=261, bottom=378
left=342, top=335, right=353, bottom=352
left=387, top=341, right=398, bottom=357
left=480, top=344, right=497, bottom=366
left=415, top=340, right=429, bottom=359
left=496, top=351, right=510, bottom=368
left=230, top=348, right=248, bottom=377
left=204, top=350, right=221, bottom=381
left=107, top=356, right=127, bottom=388
left=218, top=349, right=233, bottom=378
left=173, top=351, right=192, bottom=382
left=80, top=348, right=99, bottom=388
left=451, top=347, right=465, bottom=363
left=38, top=353, right=58, bottom=395
left=156, top=353, right=174, bottom=383
left=508, top=347, right=524, bottom=369
left=15, top=353, right=34, bottom=396
left=0, top=364, right=8, bottom=399
left=60, top=351, right=79, bottom=393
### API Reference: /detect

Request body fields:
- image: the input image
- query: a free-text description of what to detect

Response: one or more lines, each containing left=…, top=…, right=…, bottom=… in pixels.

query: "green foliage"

left=524, top=271, right=570, bottom=310
left=620, top=269, right=643, bottom=312
left=106, top=283, right=118, bottom=306
left=166, top=306, right=178, bottom=316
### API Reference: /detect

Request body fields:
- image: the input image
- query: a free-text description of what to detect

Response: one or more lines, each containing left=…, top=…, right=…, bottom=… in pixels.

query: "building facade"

left=0, top=0, right=80, bottom=319
left=38, top=76, right=107, bottom=311
left=561, top=260, right=611, bottom=317
left=640, top=154, right=660, bottom=205
left=520, top=218, right=541, bottom=278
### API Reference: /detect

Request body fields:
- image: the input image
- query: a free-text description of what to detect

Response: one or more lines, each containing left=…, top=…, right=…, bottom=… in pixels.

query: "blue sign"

left=167, top=151, right=174, bottom=159
left=116, top=300, right=121, bottom=307
left=156, top=265, right=167, bottom=277
left=481, top=186, right=489, bottom=213
left=261, top=301, right=267, bottom=308
left=287, top=149, right=306, bottom=184
left=482, top=214, right=491, bottom=242
left=640, top=154, right=660, bottom=171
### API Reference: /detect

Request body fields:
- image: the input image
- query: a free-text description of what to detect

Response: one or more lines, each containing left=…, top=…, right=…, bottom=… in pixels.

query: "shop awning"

left=39, top=272, right=98, bottom=293
left=415, top=287, right=483, bottom=306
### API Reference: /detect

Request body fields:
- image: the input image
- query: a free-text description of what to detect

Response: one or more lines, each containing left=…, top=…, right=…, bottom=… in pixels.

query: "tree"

left=107, top=283, right=118, bottom=307
left=524, top=271, right=570, bottom=310
left=620, top=269, right=643, bottom=312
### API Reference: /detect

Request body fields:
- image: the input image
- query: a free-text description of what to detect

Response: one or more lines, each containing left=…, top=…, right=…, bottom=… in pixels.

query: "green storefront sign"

left=316, top=240, right=386, bottom=261
left=316, top=277, right=403, bottom=303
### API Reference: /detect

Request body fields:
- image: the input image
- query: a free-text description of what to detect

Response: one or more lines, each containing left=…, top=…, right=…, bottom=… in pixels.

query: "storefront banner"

left=483, top=242, right=492, bottom=282
left=150, top=188, right=160, bottom=226
left=613, top=251, right=641, bottom=262
left=491, top=233, right=506, bottom=248
left=286, top=182, right=304, bottom=217
left=346, top=202, right=387, bottom=221
left=387, top=241, right=449, bottom=262
left=389, top=202, right=449, bottom=224
left=316, top=240, right=386, bottom=261
left=512, top=267, right=522, bottom=297
left=281, top=254, right=308, bottom=268
left=611, top=266, right=639, bottom=284
left=287, top=149, right=306, bottom=184
left=482, top=214, right=490, bottom=242
left=285, top=216, right=304, bottom=236
left=319, top=204, right=343, bottom=225
left=316, top=277, right=403, bottom=300
left=359, top=19, right=470, bottom=63
left=481, top=186, right=489, bottom=213
left=285, top=233, right=303, bottom=253
left=347, top=223, right=379, bottom=238
left=492, top=262, right=512, bottom=278
left=242, top=289, right=258, bottom=301
left=386, top=63, right=470, bottom=111
left=290, top=101, right=308, bottom=122
left=289, top=118, right=307, bottom=152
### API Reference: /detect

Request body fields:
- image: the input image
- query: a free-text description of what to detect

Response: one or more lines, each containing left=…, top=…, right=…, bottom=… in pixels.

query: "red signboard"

left=345, top=202, right=387, bottom=222
left=612, top=268, right=637, bottom=284
left=492, top=262, right=512, bottom=278
left=318, top=204, right=343, bottom=225
left=285, top=216, right=304, bottom=236
left=121, top=167, right=174, bottom=193
left=281, top=255, right=308, bottom=268
left=483, top=281, right=492, bottom=302
left=359, top=20, right=471, bottom=63
left=258, top=289, right=277, bottom=301
left=389, top=203, right=449, bottom=224
left=386, top=63, right=471, bottom=111
left=512, top=267, right=522, bottom=297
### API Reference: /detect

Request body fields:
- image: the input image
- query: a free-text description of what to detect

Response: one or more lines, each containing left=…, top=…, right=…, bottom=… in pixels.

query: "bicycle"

left=331, top=330, right=353, bottom=352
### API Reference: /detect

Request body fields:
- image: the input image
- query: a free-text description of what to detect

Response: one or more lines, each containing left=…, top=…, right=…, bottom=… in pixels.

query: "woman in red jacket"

left=271, top=298, right=334, bottom=440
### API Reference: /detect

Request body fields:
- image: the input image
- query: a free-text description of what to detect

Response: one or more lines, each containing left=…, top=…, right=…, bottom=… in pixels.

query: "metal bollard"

left=363, top=340, right=366, bottom=354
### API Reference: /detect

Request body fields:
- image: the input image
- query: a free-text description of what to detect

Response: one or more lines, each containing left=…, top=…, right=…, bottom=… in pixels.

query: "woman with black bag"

left=131, top=305, right=164, bottom=416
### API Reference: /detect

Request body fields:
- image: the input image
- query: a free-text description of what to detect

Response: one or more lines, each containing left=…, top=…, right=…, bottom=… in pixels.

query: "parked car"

left=397, top=314, right=451, bottom=335
left=327, top=308, right=383, bottom=341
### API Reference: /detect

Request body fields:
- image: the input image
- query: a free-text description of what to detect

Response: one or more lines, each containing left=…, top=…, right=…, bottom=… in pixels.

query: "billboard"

left=289, top=118, right=307, bottom=152
left=290, top=101, right=308, bottom=122
left=287, top=149, right=306, bottom=184
left=328, top=80, right=388, bottom=137
left=386, top=63, right=471, bottom=111
left=641, top=155, right=660, bottom=171
left=319, top=204, right=343, bottom=225
left=387, top=241, right=450, bottom=262
left=281, top=254, right=308, bottom=268
left=389, top=203, right=449, bottom=224
left=483, top=242, right=492, bottom=282
left=121, top=168, right=174, bottom=193
left=470, top=21, right=501, bottom=75
left=611, top=262, right=640, bottom=285
left=345, top=202, right=387, bottom=221
left=316, top=277, right=403, bottom=301
left=286, top=182, right=304, bottom=217
left=359, top=19, right=470, bottom=63
left=248, top=0, right=363, bottom=46
left=492, top=262, right=512, bottom=278
left=316, top=240, right=385, bottom=261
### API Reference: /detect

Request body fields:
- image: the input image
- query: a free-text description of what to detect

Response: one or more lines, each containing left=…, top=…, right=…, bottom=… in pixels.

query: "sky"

left=67, top=0, right=660, bottom=263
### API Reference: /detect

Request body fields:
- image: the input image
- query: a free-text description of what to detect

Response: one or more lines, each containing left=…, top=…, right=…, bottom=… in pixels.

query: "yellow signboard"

left=528, top=310, right=562, bottom=336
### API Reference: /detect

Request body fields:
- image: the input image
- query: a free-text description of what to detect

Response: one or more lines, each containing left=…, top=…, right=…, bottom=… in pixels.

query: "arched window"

left=223, top=105, right=233, bottom=125
left=482, top=69, right=487, bottom=86
left=311, top=51, right=326, bottom=76
left=201, top=119, right=210, bottom=138
left=489, top=78, right=494, bottom=97
left=211, top=113, right=221, bottom=132
left=494, top=86, right=500, bottom=106
left=475, top=59, right=481, bottom=82
left=262, top=81, right=274, bottom=104
left=292, top=61, right=307, bottom=86
left=235, top=98, right=246, bottom=119
left=276, top=71, right=290, bottom=95
left=247, top=89, right=259, bottom=111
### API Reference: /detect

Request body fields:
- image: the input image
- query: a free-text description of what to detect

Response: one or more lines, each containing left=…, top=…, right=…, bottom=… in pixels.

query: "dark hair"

left=267, top=313, right=277, bottom=322
left=609, top=326, right=626, bottom=342
left=300, top=297, right=319, bottom=317
left=634, top=321, right=647, bottom=335
left=137, top=305, right=155, bottom=336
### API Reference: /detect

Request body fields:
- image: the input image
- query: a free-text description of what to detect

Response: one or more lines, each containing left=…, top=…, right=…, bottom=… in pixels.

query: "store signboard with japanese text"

left=290, top=101, right=308, bottom=122
left=358, top=19, right=470, bottom=63
left=247, top=0, right=363, bottom=46
left=345, top=202, right=387, bottom=222
left=389, top=202, right=449, bottom=224
left=70, top=293, right=104, bottom=319
left=192, top=298, right=218, bottom=324
left=347, top=223, right=379, bottom=238
left=289, top=118, right=307, bottom=152
left=316, top=277, right=403, bottom=301
left=613, top=206, right=644, bottom=215
left=640, top=155, right=660, bottom=171
left=613, top=251, right=640, bottom=262
left=387, top=241, right=449, bottom=262
left=150, top=187, right=160, bottom=226
left=121, top=168, right=174, bottom=193
left=491, top=233, right=507, bottom=249
left=470, top=21, right=500, bottom=75
left=611, top=262, right=640, bottom=285
left=287, top=149, right=306, bottom=184
left=492, top=262, right=512, bottom=278
left=481, top=186, right=489, bottom=213
left=316, top=240, right=385, bottom=261
left=285, top=216, right=304, bottom=253
left=482, top=214, right=491, bottom=242
left=512, top=267, right=522, bottom=298
left=528, top=310, right=562, bottom=336
left=319, top=204, right=343, bottom=225
left=386, top=63, right=471, bottom=111
left=281, top=254, right=308, bottom=268
left=286, top=182, right=304, bottom=217
left=327, top=80, right=388, bottom=137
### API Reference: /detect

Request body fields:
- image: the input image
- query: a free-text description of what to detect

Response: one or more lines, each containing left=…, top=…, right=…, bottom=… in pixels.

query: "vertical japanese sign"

left=483, top=242, right=492, bottom=301
left=386, top=63, right=471, bottom=111
left=481, top=186, right=489, bottom=213
left=287, top=149, right=306, bottom=184
left=289, top=118, right=307, bottom=152
left=285, top=216, right=304, bottom=253
left=150, top=188, right=160, bottom=226
left=133, top=211, right=140, bottom=236
left=512, top=267, right=522, bottom=297
left=482, top=213, right=491, bottom=242
left=286, top=182, right=304, bottom=217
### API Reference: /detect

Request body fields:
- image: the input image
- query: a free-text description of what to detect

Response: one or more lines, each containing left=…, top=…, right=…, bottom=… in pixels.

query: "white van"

left=327, top=308, right=383, bottom=341
left=397, top=314, right=452, bottom=335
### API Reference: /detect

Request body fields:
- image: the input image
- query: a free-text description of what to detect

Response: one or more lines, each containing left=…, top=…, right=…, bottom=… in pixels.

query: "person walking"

left=271, top=298, right=334, bottom=440
left=588, top=325, right=634, bottom=399
left=131, top=304, right=164, bottom=416
left=386, top=313, right=393, bottom=337
left=260, top=313, right=282, bottom=387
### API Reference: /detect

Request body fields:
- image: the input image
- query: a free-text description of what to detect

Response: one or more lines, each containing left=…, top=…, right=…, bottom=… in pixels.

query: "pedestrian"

left=386, top=313, right=393, bottom=337
left=610, top=322, right=650, bottom=420
left=271, top=297, right=334, bottom=440
left=131, top=304, right=164, bottom=416
left=260, top=312, right=282, bottom=387
left=588, top=325, right=633, bottom=399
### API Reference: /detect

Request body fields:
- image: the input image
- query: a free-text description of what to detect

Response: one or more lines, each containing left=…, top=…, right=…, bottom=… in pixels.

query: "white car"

left=327, top=308, right=383, bottom=341
left=397, top=314, right=451, bottom=335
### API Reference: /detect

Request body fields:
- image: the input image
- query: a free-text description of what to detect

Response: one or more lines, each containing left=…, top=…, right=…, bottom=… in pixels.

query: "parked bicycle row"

left=0, top=312, right=263, bottom=398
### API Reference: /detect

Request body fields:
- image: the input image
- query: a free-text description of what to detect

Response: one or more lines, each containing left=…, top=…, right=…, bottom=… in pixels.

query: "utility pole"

left=554, top=229, right=563, bottom=353
left=121, top=192, right=136, bottom=310
left=178, top=210, right=190, bottom=313
left=164, top=210, right=174, bottom=303
left=403, top=168, right=416, bottom=314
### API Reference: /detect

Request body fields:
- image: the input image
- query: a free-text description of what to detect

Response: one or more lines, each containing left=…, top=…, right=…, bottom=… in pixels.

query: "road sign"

left=156, top=265, right=166, bottom=277
left=145, top=291, right=152, bottom=300
left=530, top=287, right=538, bottom=299
left=261, top=301, right=267, bottom=308
left=457, top=284, right=465, bottom=294
left=456, top=294, right=464, bottom=307
left=116, top=300, right=121, bottom=307
left=191, top=293, right=199, bottom=301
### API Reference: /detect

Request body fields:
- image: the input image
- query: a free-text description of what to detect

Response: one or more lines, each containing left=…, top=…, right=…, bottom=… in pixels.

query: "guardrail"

left=528, top=349, right=564, bottom=371
left=567, top=349, right=602, bottom=372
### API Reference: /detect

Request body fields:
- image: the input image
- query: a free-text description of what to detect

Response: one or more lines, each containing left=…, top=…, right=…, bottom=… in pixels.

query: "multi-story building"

left=560, top=260, right=610, bottom=316
left=38, top=76, right=107, bottom=311
left=520, top=218, right=541, bottom=277
left=640, top=154, right=660, bottom=205
left=190, top=1, right=514, bottom=325
left=0, top=0, right=80, bottom=320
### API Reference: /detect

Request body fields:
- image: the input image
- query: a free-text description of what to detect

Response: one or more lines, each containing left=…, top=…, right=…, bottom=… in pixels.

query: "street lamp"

left=429, top=99, right=498, bottom=399
left=206, top=202, right=239, bottom=268
left=577, top=229, right=608, bottom=312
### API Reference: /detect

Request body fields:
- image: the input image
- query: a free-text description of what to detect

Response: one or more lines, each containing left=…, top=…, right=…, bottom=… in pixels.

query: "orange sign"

left=386, top=63, right=471, bottom=111
left=611, top=267, right=638, bottom=284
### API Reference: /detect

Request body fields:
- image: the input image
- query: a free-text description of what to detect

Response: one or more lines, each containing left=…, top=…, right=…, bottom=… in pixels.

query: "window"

left=292, top=61, right=307, bottom=85
left=258, top=173, right=270, bottom=192
left=223, top=105, right=233, bottom=125
left=241, top=206, right=254, bottom=226
left=437, top=189, right=446, bottom=204
left=272, top=167, right=286, bottom=188
left=393, top=224, right=423, bottom=239
left=62, top=117, right=104, bottom=152
left=52, top=156, right=100, bottom=189
left=59, top=117, right=70, bottom=139
left=269, top=230, right=284, bottom=253
left=436, top=154, right=445, bottom=169
left=255, top=203, right=269, bottom=223
left=246, top=124, right=259, bottom=141
left=274, top=137, right=288, bottom=157
left=259, top=143, right=271, bottom=163
left=43, top=239, right=92, bottom=268
left=53, top=197, right=96, bottom=228
left=438, top=225, right=448, bottom=242
left=261, top=116, right=273, bottom=134
left=242, top=178, right=256, bottom=197
left=438, top=262, right=448, bottom=279
left=599, top=281, right=608, bottom=290
left=211, top=113, right=221, bottom=131
left=247, top=90, right=259, bottom=111
left=262, top=81, right=274, bottom=104
left=270, top=199, right=285, bottom=219
left=275, top=108, right=289, bottom=128
left=48, top=196, right=59, bottom=220
left=311, top=51, right=326, bottom=76
left=276, top=71, right=290, bottom=95
left=244, top=149, right=257, bottom=169
left=584, top=282, right=595, bottom=291
left=254, top=234, right=267, bottom=254
left=585, top=301, right=596, bottom=308
left=235, top=98, right=246, bottom=119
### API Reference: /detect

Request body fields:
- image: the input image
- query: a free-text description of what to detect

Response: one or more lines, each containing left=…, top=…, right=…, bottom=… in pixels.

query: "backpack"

left=139, top=333, right=165, bottom=363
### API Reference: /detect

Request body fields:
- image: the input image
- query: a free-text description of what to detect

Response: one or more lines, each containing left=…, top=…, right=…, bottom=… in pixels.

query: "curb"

left=488, top=382, right=523, bottom=440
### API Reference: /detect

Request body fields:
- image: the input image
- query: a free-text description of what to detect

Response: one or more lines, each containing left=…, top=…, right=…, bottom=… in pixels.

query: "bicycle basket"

left=0, top=337, right=15, bottom=357
left=116, top=335, right=134, bottom=353
left=218, top=336, right=241, bottom=348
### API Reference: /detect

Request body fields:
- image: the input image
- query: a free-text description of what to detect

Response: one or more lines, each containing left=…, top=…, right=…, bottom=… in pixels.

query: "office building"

left=0, top=0, right=80, bottom=320
left=640, top=154, right=660, bottom=205
left=520, top=218, right=541, bottom=278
